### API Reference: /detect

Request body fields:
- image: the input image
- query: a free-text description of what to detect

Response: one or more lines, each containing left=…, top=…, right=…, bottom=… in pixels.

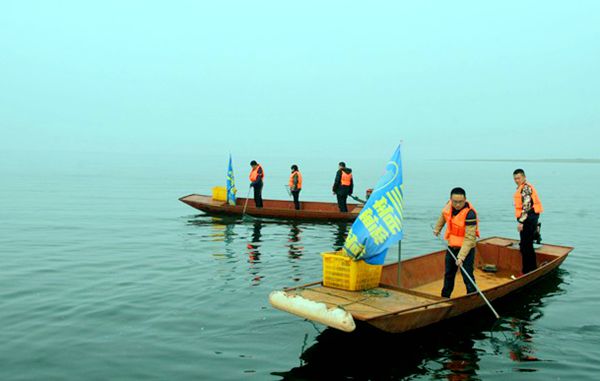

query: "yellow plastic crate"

left=212, top=186, right=227, bottom=201
left=322, top=251, right=382, bottom=291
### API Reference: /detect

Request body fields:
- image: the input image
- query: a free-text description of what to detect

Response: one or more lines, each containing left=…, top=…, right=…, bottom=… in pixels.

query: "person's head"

left=291, top=164, right=298, bottom=172
left=250, top=160, right=258, bottom=168
left=338, top=162, right=346, bottom=170
left=450, top=187, right=467, bottom=209
left=513, top=168, right=526, bottom=186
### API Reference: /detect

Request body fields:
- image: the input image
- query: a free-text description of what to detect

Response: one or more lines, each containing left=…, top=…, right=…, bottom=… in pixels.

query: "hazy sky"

left=1, top=1, right=598, bottom=159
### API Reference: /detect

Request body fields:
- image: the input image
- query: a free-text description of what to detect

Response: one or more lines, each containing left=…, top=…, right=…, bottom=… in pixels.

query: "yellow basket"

left=322, top=251, right=382, bottom=291
left=212, top=186, right=227, bottom=202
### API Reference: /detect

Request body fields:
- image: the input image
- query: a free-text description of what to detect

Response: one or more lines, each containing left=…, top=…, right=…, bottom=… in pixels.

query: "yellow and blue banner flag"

left=343, top=145, right=404, bottom=265
left=226, top=154, right=237, bottom=206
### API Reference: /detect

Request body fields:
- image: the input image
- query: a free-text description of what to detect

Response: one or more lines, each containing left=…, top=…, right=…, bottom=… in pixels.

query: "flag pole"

left=397, top=241, right=402, bottom=287
left=397, top=140, right=403, bottom=287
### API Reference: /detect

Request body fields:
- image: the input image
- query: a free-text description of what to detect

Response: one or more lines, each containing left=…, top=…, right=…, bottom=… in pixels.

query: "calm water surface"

left=1, top=151, right=599, bottom=380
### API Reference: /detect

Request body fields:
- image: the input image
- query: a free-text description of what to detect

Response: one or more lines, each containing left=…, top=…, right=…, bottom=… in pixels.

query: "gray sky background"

left=1, top=1, right=598, bottom=160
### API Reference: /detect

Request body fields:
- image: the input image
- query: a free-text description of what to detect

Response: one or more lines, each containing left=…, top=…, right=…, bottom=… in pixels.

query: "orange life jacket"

left=341, top=171, right=352, bottom=186
left=288, top=171, right=302, bottom=190
left=514, top=182, right=543, bottom=218
left=442, top=201, right=480, bottom=248
left=249, top=164, right=264, bottom=182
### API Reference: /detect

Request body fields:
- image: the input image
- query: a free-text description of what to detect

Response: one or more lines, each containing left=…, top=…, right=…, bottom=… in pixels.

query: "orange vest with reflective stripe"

left=288, top=171, right=302, bottom=190
left=341, top=171, right=352, bottom=186
left=442, top=201, right=480, bottom=248
left=249, top=164, right=264, bottom=182
left=514, top=182, right=543, bottom=218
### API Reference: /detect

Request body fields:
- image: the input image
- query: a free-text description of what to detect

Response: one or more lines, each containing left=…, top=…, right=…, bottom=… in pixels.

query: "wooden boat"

left=179, top=194, right=362, bottom=221
left=269, top=236, right=573, bottom=333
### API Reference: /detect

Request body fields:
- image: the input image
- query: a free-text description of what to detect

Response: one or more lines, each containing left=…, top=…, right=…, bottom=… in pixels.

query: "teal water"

left=1, top=151, right=599, bottom=380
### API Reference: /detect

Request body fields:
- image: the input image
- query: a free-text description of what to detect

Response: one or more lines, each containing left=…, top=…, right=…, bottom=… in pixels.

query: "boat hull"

left=367, top=253, right=567, bottom=333
left=179, top=194, right=361, bottom=221
left=270, top=237, right=573, bottom=333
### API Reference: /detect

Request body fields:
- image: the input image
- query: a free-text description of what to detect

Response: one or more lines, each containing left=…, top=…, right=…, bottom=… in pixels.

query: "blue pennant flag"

left=343, top=145, right=404, bottom=265
left=226, top=154, right=237, bottom=206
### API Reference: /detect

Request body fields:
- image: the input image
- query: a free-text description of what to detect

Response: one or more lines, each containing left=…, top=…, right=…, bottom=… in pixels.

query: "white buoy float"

left=269, top=291, right=356, bottom=332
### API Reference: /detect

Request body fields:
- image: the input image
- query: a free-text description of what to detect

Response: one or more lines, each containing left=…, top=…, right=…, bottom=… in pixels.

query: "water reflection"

left=186, top=215, right=239, bottom=259
left=246, top=221, right=264, bottom=285
left=436, top=339, right=480, bottom=381
left=331, top=222, right=349, bottom=251
left=488, top=269, right=568, bottom=371
left=273, top=270, right=567, bottom=380
left=186, top=216, right=353, bottom=286
left=246, top=221, right=263, bottom=262
left=210, top=217, right=236, bottom=245
left=286, top=223, right=304, bottom=283
left=496, top=318, right=540, bottom=363
left=287, top=223, right=303, bottom=260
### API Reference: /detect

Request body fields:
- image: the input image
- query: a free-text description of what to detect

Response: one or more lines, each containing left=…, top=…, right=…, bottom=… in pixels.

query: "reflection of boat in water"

left=179, top=194, right=361, bottom=221
left=332, top=222, right=349, bottom=250
left=186, top=216, right=352, bottom=286
left=270, top=237, right=573, bottom=333
left=247, top=221, right=262, bottom=264
left=272, top=268, right=567, bottom=380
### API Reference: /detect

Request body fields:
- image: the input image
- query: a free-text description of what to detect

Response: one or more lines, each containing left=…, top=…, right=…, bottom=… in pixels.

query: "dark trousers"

left=291, top=190, right=301, bottom=210
left=253, top=183, right=263, bottom=208
left=441, top=247, right=476, bottom=298
left=336, top=194, right=348, bottom=212
left=520, top=214, right=539, bottom=274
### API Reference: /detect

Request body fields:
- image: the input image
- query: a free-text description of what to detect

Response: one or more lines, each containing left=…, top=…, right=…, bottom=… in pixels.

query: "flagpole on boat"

left=397, top=140, right=403, bottom=288
left=397, top=241, right=402, bottom=287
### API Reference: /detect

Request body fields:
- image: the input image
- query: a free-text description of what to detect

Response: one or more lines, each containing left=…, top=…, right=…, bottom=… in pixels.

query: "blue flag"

left=226, top=154, right=237, bottom=206
left=343, top=145, right=404, bottom=265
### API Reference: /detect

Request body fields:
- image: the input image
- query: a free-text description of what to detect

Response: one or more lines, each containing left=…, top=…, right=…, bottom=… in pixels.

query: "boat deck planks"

left=286, top=286, right=440, bottom=320
left=411, top=268, right=514, bottom=297
left=185, top=195, right=225, bottom=207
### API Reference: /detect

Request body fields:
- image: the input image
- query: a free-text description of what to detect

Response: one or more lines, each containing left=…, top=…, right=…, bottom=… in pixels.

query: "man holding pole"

left=432, top=187, right=479, bottom=298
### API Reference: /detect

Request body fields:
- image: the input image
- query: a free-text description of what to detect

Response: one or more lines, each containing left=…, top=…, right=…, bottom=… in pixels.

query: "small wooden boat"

left=269, top=237, right=573, bottom=333
left=179, top=194, right=362, bottom=221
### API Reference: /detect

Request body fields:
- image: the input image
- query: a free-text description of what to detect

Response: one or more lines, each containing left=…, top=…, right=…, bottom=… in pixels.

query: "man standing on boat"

left=332, top=162, right=354, bottom=212
left=433, top=187, right=479, bottom=298
left=289, top=164, right=302, bottom=210
left=249, top=160, right=264, bottom=208
left=513, top=169, right=543, bottom=274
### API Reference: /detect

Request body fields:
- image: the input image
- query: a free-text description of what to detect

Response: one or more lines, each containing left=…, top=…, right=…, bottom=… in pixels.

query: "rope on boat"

left=336, top=288, right=391, bottom=309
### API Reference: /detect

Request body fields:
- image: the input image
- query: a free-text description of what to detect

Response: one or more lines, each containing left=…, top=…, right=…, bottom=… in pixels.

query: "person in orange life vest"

left=433, top=187, right=480, bottom=298
left=513, top=168, right=543, bottom=274
left=332, top=162, right=353, bottom=212
left=289, top=164, right=302, bottom=210
left=249, top=160, right=264, bottom=208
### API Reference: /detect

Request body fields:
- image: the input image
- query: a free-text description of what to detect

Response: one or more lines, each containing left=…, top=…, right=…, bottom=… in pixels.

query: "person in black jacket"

left=332, top=162, right=354, bottom=212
